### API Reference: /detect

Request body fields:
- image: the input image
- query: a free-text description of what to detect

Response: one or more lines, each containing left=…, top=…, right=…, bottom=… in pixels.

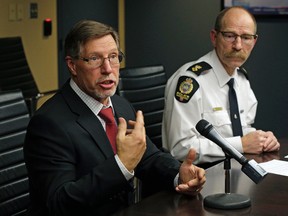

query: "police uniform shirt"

left=162, top=49, right=258, bottom=164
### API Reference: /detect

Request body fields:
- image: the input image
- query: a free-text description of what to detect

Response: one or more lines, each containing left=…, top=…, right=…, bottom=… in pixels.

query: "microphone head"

left=196, top=119, right=212, bottom=136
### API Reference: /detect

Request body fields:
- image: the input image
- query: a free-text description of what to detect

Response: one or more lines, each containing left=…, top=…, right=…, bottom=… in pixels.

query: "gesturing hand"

left=116, top=110, right=147, bottom=172
left=176, top=148, right=206, bottom=196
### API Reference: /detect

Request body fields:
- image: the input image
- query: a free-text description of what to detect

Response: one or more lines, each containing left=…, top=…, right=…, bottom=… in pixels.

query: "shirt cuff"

left=115, top=154, right=134, bottom=180
left=228, top=136, right=243, bottom=153
left=174, top=173, right=180, bottom=187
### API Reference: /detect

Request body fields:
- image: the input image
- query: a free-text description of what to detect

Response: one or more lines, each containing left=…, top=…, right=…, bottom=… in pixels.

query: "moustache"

left=224, top=52, right=246, bottom=60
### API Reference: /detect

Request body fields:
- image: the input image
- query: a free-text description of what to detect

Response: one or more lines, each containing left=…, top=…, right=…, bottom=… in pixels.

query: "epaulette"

left=238, top=67, right=249, bottom=80
left=187, top=61, right=212, bottom=76
left=174, top=76, right=199, bottom=103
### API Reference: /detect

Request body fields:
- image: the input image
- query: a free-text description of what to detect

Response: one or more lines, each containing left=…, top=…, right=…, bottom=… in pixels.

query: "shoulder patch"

left=238, top=67, right=249, bottom=80
left=175, top=76, right=199, bottom=103
left=187, top=61, right=212, bottom=76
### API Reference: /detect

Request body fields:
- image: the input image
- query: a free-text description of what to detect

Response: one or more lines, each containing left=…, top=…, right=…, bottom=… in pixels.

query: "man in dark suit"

left=24, top=20, right=206, bottom=216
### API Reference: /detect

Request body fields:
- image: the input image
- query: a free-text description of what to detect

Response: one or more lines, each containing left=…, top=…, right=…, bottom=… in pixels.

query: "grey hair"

left=64, top=20, right=119, bottom=58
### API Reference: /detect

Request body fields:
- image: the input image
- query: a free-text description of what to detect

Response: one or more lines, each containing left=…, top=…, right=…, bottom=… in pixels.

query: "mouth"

left=99, top=79, right=115, bottom=89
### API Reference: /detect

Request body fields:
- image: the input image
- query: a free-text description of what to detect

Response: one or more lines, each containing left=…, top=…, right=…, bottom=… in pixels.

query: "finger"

left=133, top=110, right=146, bottom=134
left=184, top=148, right=197, bottom=165
left=128, top=120, right=136, bottom=127
left=265, top=141, right=280, bottom=152
left=135, top=110, right=144, bottom=126
left=176, top=184, right=200, bottom=195
left=117, top=117, right=127, bottom=139
left=196, top=167, right=206, bottom=180
left=126, top=129, right=133, bottom=134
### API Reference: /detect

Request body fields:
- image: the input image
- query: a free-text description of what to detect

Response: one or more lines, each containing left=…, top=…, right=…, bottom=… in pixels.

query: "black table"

left=114, top=139, right=288, bottom=215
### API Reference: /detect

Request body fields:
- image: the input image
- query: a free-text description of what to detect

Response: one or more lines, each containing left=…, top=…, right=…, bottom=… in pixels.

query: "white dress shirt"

left=70, top=79, right=134, bottom=180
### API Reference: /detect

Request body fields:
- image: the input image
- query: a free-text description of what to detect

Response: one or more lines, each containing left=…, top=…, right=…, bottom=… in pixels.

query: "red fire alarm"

left=43, top=18, right=52, bottom=36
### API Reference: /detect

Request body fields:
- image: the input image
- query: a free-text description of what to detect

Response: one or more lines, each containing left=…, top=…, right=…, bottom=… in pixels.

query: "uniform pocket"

left=203, top=110, right=247, bottom=127
left=203, top=111, right=231, bottom=127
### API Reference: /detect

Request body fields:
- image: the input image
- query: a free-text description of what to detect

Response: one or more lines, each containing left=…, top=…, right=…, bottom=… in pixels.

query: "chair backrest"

left=0, top=89, right=30, bottom=216
left=0, top=37, right=39, bottom=100
left=118, top=65, right=167, bottom=149
left=0, top=37, right=57, bottom=116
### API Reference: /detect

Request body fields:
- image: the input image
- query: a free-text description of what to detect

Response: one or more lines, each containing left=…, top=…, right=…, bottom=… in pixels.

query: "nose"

left=101, top=58, right=113, bottom=73
left=232, top=36, right=243, bottom=50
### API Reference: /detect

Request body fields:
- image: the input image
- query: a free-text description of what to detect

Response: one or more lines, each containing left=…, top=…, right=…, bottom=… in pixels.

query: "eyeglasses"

left=218, top=31, right=258, bottom=45
left=77, top=52, right=125, bottom=68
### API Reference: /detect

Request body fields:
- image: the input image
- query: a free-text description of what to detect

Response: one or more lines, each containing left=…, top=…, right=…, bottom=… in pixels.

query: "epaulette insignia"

left=175, top=76, right=199, bottom=103
left=238, top=67, right=249, bottom=80
left=187, top=61, right=212, bottom=76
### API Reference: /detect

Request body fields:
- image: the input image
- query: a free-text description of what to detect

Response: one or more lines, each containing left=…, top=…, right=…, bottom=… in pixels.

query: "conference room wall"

left=0, top=0, right=58, bottom=107
left=57, top=0, right=118, bottom=86
left=125, top=0, right=288, bottom=139
left=1, top=0, right=287, bottom=138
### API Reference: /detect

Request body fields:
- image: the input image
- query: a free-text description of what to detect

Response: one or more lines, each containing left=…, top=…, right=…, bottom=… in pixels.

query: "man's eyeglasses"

left=217, top=31, right=258, bottom=45
left=76, top=52, right=125, bottom=68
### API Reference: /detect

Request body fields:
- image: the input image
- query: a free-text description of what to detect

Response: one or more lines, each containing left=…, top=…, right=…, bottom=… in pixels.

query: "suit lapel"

left=61, top=82, right=115, bottom=158
left=111, top=95, right=135, bottom=126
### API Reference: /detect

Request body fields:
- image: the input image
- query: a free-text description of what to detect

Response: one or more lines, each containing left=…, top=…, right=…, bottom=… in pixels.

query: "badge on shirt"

left=175, top=76, right=199, bottom=103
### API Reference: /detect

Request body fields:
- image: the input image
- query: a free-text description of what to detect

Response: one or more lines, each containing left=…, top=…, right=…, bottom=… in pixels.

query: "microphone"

left=196, top=119, right=267, bottom=184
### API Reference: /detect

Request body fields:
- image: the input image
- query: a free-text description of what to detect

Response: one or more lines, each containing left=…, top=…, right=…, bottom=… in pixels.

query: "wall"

left=125, top=0, right=288, bottom=138
left=125, top=0, right=219, bottom=77
left=245, top=19, right=288, bottom=137
left=0, top=0, right=58, bottom=107
left=57, top=0, right=118, bottom=86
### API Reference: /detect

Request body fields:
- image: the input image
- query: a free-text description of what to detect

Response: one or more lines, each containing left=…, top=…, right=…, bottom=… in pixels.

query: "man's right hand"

left=116, top=110, right=147, bottom=172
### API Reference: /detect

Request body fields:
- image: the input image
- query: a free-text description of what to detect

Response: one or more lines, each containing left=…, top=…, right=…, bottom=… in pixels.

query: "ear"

left=210, top=29, right=217, bottom=48
left=65, top=56, right=77, bottom=76
left=253, top=36, right=258, bottom=46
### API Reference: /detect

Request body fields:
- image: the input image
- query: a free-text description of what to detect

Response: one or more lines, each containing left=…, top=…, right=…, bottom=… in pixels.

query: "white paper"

left=259, top=159, right=288, bottom=177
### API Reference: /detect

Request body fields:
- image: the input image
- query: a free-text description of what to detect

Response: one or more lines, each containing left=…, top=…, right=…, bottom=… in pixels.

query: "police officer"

left=162, top=6, right=280, bottom=164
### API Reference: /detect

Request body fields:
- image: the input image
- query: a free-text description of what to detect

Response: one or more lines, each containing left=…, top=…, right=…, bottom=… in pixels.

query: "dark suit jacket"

left=24, top=81, right=181, bottom=216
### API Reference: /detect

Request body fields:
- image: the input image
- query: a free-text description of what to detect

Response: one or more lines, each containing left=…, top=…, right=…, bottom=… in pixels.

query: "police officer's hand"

left=262, top=131, right=280, bottom=152
left=116, top=110, right=147, bottom=172
left=242, top=130, right=280, bottom=154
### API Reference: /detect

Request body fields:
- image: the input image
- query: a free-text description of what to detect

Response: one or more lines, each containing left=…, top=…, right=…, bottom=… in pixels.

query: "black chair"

left=118, top=65, right=168, bottom=200
left=117, top=65, right=167, bottom=149
left=0, top=36, right=57, bottom=116
left=0, top=89, right=30, bottom=216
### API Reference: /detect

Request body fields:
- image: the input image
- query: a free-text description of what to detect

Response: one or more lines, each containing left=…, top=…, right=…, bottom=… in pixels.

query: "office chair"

left=118, top=65, right=167, bottom=149
left=0, top=36, right=57, bottom=116
left=0, top=89, right=30, bottom=216
left=117, top=65, right=168, bottom=201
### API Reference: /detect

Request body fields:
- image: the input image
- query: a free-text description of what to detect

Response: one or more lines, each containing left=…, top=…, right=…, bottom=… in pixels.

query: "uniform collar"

left=209, top=49, right=240, bottom=88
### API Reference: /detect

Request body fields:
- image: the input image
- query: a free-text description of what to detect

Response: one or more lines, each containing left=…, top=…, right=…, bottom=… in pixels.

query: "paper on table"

left=259, top=159, right=288, bottom=177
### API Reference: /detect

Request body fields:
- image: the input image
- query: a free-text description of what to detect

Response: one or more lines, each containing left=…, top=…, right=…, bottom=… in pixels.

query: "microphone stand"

left=204, top=154, right=251, bottom=209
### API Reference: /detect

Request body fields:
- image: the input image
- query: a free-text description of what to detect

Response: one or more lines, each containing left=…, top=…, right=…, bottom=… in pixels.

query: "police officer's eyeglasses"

left=76, top=51, right=125, bottom=68
left=217, top=31, right=258, bottom=45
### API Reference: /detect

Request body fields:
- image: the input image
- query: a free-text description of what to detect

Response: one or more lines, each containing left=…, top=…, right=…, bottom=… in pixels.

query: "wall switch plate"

left=17, top=4, right=24, bottom=20
left=9, top=4, right=16, bottom=21
left=30, top=3, right=38, bottom=19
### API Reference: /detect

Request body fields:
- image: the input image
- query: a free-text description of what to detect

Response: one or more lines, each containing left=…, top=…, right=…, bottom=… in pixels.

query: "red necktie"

left=99, top=107, right=117, bottom=154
